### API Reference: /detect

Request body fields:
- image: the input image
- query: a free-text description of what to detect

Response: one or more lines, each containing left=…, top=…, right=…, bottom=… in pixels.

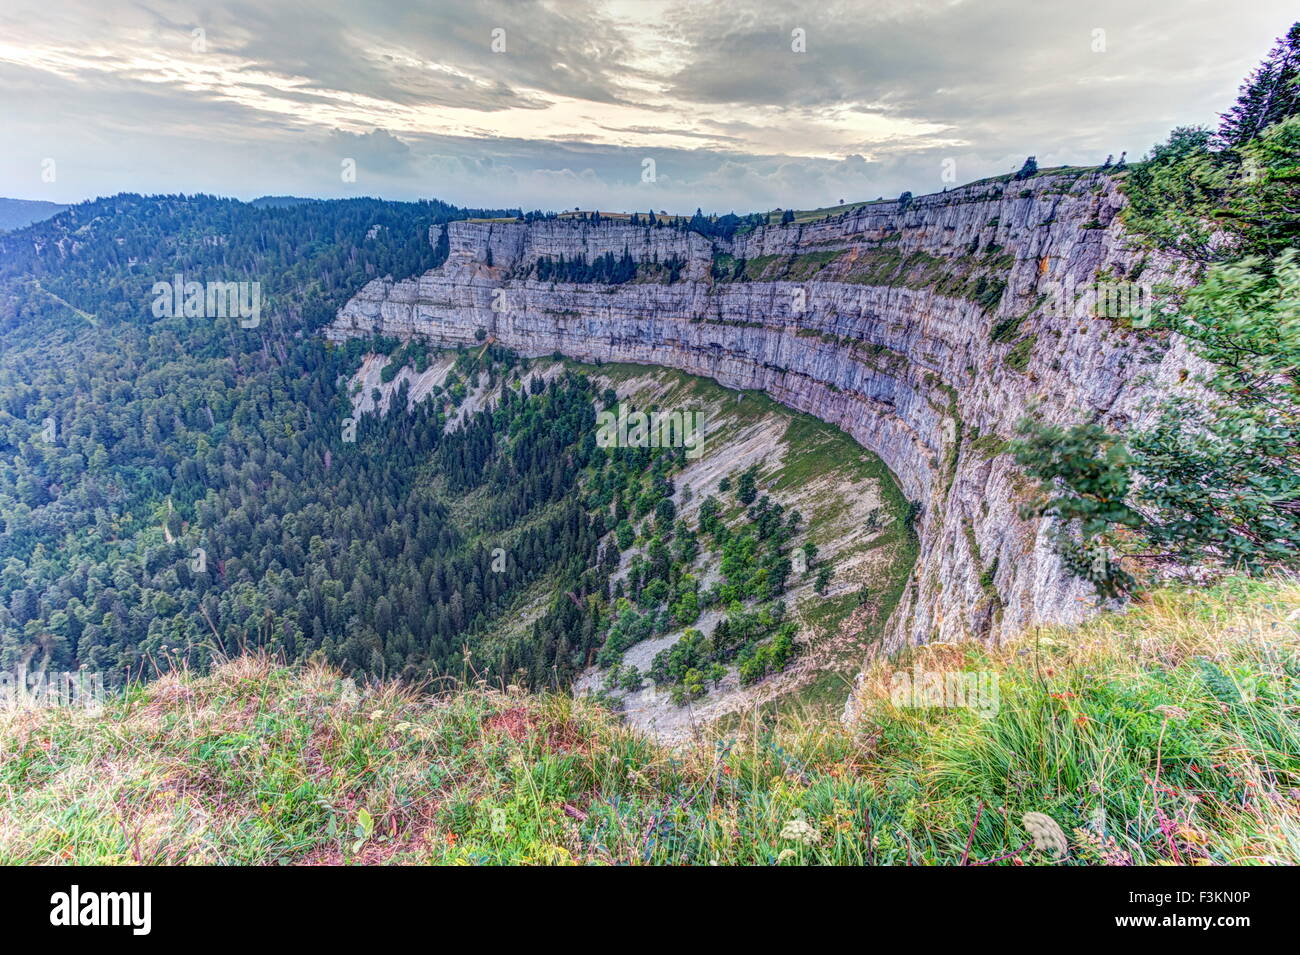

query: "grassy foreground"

left=1, top=577, right=1297, bottom=865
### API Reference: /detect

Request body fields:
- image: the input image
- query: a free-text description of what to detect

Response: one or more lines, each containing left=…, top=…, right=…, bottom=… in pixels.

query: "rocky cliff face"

left=327, top=172, right=1193, bottom=715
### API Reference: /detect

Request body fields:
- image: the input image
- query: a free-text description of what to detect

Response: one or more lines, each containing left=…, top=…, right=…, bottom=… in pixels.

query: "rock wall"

left=327, top=172, right=1193, bottom=703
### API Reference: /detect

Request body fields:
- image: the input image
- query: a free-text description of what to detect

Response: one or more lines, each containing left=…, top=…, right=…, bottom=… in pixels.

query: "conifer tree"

left=1013, top=156, right=1038, bottom=180
left=1218, top=22, right=1300, bottom=147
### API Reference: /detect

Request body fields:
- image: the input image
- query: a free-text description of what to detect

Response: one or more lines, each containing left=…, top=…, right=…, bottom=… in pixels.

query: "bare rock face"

left=327, top=173, right=1194, bottom=717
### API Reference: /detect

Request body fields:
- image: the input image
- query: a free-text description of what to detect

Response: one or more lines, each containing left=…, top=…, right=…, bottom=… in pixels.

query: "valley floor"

left=1, top=577, right=1296, bottom=865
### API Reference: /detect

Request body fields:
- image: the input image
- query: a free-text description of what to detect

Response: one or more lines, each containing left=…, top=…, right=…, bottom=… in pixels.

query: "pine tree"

left=1218, top=21, right=1300, bottom=147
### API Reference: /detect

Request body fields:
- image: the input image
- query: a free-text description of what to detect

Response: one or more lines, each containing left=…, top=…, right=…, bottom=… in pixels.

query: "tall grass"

left=1, top=577, right=1296, bottom=865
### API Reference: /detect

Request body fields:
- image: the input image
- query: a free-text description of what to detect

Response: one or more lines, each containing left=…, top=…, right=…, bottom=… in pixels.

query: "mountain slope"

left=0, top=194, right=522, bottom=685
left=0, top=198, right=68, bottom=232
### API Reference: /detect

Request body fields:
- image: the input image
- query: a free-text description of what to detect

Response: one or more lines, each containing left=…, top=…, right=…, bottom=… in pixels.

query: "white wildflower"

left=780, top=811, right=821, bottom=845
left=1022, top=811, right=1069, bottom=859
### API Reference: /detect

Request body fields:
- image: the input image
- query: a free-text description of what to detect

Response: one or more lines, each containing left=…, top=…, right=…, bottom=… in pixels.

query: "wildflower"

left=777, top=848, right=797, bottom=863
left=780, top=811, right=821, bottom=845
left=369, top=710, right=384, bottom=720
left=1073, top=826, right=1131, bottom=866
left=1074, top=715, right=1089, bottom=726
left=1154, top=704, right=1190, bottom=721
left=1022, top=811, right=1069, bottom=859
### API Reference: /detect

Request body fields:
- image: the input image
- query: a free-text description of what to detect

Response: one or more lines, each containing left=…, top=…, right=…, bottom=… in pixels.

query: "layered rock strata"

left=327, top=172, right=1191, bottom=709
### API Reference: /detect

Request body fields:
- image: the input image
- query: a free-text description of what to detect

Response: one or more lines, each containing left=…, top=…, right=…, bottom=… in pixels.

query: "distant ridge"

left=0, top=197, right=69, bottom=231
left=249, top=195, right=315, bottom=208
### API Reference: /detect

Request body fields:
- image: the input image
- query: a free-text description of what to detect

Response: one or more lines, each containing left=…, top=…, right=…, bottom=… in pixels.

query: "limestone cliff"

left=326, top=171, right=1194, bottom=712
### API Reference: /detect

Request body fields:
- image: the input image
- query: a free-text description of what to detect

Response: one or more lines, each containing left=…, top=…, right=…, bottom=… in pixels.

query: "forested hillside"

left=0, top=194, right=534, bottom=684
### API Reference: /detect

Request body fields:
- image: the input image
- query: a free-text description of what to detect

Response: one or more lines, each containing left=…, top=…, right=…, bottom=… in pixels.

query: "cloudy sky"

left=1, top=0, right=1294, bottom=213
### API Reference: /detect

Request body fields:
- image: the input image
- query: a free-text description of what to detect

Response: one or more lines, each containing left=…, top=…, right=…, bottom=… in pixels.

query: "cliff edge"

left=326, top=170, right=1195, bottom=716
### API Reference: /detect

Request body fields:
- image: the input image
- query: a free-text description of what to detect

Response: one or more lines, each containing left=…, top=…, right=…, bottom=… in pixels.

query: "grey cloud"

left=327, top=128, right=416, bottom=175
left=0, top=0, right=1294, bottom=215
left=199, top=0, right=646, bottom=110
left=661, top=0, right=1294, bottom=154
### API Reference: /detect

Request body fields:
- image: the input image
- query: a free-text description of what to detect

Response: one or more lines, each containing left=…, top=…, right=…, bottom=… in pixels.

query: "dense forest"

left=0, top=192, right=821, bottom=695
left=0, top=194, right=533, bottom=684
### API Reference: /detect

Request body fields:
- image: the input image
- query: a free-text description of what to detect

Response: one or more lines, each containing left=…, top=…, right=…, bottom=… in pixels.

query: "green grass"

left=741, top=253, right=782, bottom=280
left=772, top=416, right=874, bottom=491
left=776, top=198, right=889, bottom=225
left=784, top=250, right=845, bottom=280
left=968, top=432, right=1011, bottom=460
left=5, top=577, right=1294, bottom=865
left=1004, top=333, right=1038, bottom=372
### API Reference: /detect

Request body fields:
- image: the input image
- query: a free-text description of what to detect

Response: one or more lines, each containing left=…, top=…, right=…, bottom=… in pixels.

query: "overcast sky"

left=1, top=0, right=1294, bottom=213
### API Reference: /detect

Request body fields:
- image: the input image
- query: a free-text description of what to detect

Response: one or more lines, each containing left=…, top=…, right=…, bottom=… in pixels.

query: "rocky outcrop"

left=327, top=172, right=1193, bottom=712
